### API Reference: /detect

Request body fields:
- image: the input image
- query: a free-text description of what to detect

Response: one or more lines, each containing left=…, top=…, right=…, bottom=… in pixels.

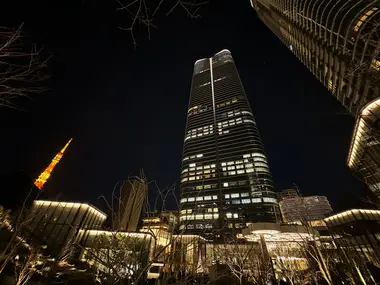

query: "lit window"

left=233, top=213, right=238, bottom=218
left=231, top=193, right=239, bottom=198
left=241, top=193, right=249, bottom=197
left=213, top=208, right=218, bottom=212
left=196, top=154, right=203, bottom=158
left=242, top=199, right=251, bottom=204
left=232, top=199, right=241, bottom=204
left=214, top=214, right=219, bottom=219
left=227, top=162, right=234, bottom=165
left=196, top=186, right=203, bottom=190
left=221, top=162, right=226, bottom=166
left=252, top=153, right=266, bottom=158
left=196, top=197, right=203, bottom=201
left=246, top=168, right=254, bottom=173
left=237, top=170, right=245, bottom=174
left=226, top=213, right=232, bottom=218
left=213, top=195, right=218, bottom=200
left=189, top=177, right=195, bottom=181
left=256, top=167, right=269, bottom=173
left=180, top=198, right=187, bottom=203
left=188, top=197, right=195, bottom=202
left=190, top=163, right=196, bottom=167
left=204, top=196, right=212, bottom=200
left=196, top=214, right=203, bottom=220
left=204, top=214, right=213, bottom=219
left=229, top=171, right=236, bottom=175
left=211, top=164, right=216, bottom=168
left=228, top=166, right=235, bottom=170
left=353, top=7, right=378, bottom=32
left=252, top=198, right=261, bottom=203
left=223, top=182, right=229, bottom=187
left=245, top=164, right=253, bottom=168
left=181, top=178, right=188, bottom=183
left=243, top=154, right=251, bottom=158
left=225, top=194, right=230, bottom=199
left=263, top=197, right=277, bottom=203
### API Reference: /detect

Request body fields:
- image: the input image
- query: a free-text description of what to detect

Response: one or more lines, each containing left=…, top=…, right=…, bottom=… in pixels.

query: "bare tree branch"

left=0, top=24, right=49, bottom=110
left=116, top=0, right=208, bottom=47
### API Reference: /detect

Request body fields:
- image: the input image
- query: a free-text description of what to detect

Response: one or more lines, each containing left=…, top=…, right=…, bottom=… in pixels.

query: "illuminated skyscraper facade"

left=179, top=50, right=280, bottom=237
left=250, top=0, right=380, bottom=203
left=250, top=0, right=380, bottom=115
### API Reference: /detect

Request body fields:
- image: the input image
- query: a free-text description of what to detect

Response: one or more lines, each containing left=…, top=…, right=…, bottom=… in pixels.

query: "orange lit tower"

left=34, top=138, right=73, bottom=190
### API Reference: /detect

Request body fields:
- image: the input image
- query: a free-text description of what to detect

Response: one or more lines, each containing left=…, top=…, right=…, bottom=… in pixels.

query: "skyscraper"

left=179, top=50, right=280, bottom=237
left=250, top=0, right=380, bottom=115
left=279, top=195, right=333, bottom=224
left=250, top=0, right=380, bottom=204
left=113, top=176, right=147, bottom=232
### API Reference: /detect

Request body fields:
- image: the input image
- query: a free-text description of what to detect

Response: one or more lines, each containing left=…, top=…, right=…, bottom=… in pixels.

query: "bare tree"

left=0, top=24, right=49, bottom=110
left=0, top=186, right=41, bottom=274
left=116, top=0, right=208, bottom=47
left=13, top=247, right=41, bottom=285
left=79, top=173, right=213, bottom=285
left=271, top=243, right=312, bottom=285
left=212, top=237, right=272, bottom=285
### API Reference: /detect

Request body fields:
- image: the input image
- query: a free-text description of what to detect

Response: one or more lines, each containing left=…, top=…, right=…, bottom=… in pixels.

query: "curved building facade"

left=251, top=0, right=380, bottom=115
left=179, top=50, right=280, bottom=237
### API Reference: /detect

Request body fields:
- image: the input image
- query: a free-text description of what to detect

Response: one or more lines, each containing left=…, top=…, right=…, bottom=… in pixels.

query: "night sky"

left=0, top=0, right=369, bottom=212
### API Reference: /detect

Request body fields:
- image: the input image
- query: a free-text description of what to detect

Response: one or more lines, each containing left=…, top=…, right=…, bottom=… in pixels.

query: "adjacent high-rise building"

left=250, top=0, right=380, bottom=204
left=250, top=0, right=380, bottom=116
left=277, top=188, right=299, bottom=201
left=113, top=176, right=147, bottom=232
left=179, top=49, right=280, bottom=237
left=280, top=195, right=333, bottom=224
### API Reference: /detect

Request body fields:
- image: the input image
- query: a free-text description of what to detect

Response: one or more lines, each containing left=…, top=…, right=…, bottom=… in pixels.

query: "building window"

left=263, top=197, right=277, bottom=203
left=353, top=7, right=378, bottom=32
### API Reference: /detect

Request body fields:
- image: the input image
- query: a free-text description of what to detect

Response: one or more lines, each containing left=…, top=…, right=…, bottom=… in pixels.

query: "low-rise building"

left=28, top=200, right=107, bottom=255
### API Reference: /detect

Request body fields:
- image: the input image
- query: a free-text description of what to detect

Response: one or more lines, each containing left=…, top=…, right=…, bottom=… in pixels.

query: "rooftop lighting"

left=347, top=98, right=380, bottom=168
left=34, top=200, right=107, bottom=220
